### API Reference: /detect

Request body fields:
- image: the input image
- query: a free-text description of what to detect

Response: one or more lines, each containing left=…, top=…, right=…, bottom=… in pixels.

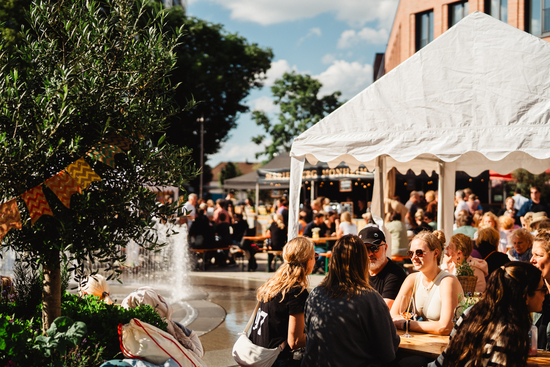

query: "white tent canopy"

left=288, top=12, right=550, bottom=242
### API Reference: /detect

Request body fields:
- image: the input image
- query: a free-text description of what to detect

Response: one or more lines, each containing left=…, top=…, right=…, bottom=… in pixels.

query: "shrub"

left=61, top=292, right=168, bottom=360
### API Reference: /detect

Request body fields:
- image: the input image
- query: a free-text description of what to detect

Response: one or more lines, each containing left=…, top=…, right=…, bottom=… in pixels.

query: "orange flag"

left=0, top=199, right=22, bottom=241
left=45, top=171, right=83, bottom=208
left=21, top=186, right=54, bottom=225
left=87, top=143, right=124, bottom=168
left=66, top=158, right=101, bottom=189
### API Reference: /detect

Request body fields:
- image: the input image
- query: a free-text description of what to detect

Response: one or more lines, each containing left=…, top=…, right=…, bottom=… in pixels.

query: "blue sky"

left=185, top=0, right=399, bottom=167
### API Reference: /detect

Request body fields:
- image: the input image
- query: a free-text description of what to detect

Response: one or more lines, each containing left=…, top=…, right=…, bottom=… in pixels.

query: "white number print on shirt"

left=252, top=310, right=268, bottom=335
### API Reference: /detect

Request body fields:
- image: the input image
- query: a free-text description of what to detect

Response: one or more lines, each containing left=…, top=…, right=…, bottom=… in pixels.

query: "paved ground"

left=110, top=252, right=326, bottom=367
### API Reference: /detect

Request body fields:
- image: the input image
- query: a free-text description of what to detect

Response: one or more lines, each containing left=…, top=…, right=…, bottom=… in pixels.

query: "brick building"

left=377, top=0, right=550, bottom=77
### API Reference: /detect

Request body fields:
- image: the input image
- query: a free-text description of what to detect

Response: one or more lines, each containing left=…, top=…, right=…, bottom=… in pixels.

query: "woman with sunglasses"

left=390, top=231, right=463, bottom=335
left=250, top=236, right=316, bottom=366
left=433, top=262, right=545, bottom=367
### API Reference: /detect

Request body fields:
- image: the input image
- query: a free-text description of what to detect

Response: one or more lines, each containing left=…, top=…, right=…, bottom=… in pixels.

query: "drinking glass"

left=399, top=294, right=416, bottom=338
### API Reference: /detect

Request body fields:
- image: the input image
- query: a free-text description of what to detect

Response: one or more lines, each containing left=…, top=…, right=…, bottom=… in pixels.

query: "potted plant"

left=456, top=259, right=478, bottom=295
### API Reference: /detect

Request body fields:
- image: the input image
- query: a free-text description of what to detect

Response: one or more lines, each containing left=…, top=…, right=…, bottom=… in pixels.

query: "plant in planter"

left=456, top=260, right=478, bottom=295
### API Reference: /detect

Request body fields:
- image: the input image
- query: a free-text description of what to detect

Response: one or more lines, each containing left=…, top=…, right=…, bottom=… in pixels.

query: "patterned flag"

left=0, top=199, right=22, bottom=241
left=103, top=133, right=132, bottom=151
left=87, top=143, right=124, bottom=168
left=21, top=186, right=54, bottom=226
left=66, top=158, right=101, bottom=189
left=45, top=171, right=83, bottom=208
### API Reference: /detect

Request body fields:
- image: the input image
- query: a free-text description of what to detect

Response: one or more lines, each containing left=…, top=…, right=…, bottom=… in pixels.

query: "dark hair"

left=515, top=187, right=522, bottom=194
left=457, top=214, right=473, bottom=227
left=218, top=212, right=226, bottom=222
left=442, top=262, right=541, bottom=367
left=314, top=212, right=325, bottom=219
left=424, top=211, right=435, bottom=222
left=319, top=235, right=372, bottom=300
left=531, top=186, right=541, bottom=192
left=389, top=211, right=401, bottom=222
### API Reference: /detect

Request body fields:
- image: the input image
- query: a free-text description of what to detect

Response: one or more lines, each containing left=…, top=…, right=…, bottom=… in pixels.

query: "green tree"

left=512, top=169, right=550, bottom=203
left=0, top=0, right=198, bottom=330
left=161, top=12, right=273, bottom=190
left=252, top=72, right=343, bottom=161
left=0, top=0, right=32, bottom=52
left=218, top=162, right=242, bottom=187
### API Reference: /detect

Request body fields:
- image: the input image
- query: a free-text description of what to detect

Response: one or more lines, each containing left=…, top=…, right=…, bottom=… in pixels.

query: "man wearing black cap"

left=358, top=227, right=406, bottom=309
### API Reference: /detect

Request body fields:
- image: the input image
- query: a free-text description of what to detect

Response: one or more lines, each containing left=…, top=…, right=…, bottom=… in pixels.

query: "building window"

left=449, top=1, right=470, bottom=28
left=485, top=0, right=508, bottom=22
left=416, top=10, right=434, bottom=51
left=527, top=0, right=550, bottom=36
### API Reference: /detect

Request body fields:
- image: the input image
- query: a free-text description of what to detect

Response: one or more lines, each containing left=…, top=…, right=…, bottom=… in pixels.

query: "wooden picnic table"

left=310, top=236, right=338, bottom=243
left=396, top=329, right=550, bottom=365
left=242, top=235, right=270, bottom=242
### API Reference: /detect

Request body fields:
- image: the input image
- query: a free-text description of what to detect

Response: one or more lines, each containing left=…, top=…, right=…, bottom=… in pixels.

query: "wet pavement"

left=109, top=252, right=326, bottom=367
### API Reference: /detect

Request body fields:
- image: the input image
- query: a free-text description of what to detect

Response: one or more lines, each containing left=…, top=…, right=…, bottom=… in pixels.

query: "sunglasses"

left=314, top=253, right=320, bottom=261
left=536, top=286, right=549, bottom=295
left=407, top=249, right=428, bottom=258
left=366, top=244, right=383, bottom=254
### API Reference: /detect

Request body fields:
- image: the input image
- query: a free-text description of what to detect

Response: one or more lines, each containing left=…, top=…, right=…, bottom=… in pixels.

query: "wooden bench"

left=190, top=247, right=230, bottom=271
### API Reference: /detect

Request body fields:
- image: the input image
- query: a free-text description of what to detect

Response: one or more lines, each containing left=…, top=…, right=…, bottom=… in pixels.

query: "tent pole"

left=311, top=181, right=315, bottom=203
left=439, top=162, right=456, bottom=242
left=255, top=182, right=259, bottom=215
left=289, top=156, right=305, bottom=239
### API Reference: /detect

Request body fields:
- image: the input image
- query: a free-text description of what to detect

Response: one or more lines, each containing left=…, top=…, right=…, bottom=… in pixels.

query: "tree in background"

left=218, top=162, right=242, bottom=187
left=0, top=0, right=198, bottom=330
left=160, top=10, right=273, bottom=190
left=512, top=169, right=550, bottom=203
left=0, top=0, right=31, bottom=52
left=252, top=72, right=343, bottom=161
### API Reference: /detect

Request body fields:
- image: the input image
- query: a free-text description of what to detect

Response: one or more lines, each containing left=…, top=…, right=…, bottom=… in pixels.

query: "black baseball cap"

left=358, top=226, right=385, bottom=245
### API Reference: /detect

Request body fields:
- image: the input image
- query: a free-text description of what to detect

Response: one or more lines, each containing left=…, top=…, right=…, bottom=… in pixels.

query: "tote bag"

left=232, top=302, right=286, bottom=367
left=118, top=318, right=206, bottom=367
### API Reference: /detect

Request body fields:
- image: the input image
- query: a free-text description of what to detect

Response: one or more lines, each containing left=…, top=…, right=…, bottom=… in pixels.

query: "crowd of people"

left=241, top=185, right=550, bottom=366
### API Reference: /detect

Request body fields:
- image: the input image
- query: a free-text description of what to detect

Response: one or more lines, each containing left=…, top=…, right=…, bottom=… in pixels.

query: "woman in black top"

left=250, top=237, right=315, bottom=367
left=266, top=213, right=288, bottom=272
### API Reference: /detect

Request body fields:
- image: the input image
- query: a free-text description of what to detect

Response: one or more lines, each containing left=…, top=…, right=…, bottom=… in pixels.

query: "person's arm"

left=336, top=223, right=344, bottom=238
left=406, top=212, right=417, bottom=229
left=405, top=276, right=462, bottom=336
left=287, top=313, right=306, bottom=349
left=384, top=298, right=395, bottom=310
left=390, top=273, right=417, bottom=319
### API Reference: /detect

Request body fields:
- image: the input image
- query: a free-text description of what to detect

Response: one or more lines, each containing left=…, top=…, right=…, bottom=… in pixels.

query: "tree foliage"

left=218, top=162, right=242, bottom=187
left=512, top=169, right=550, bottom=203
left=252, top=72, right=343, bottom=161
left=0, top=0, right=198, bottom=329
left=161, top=12, right=273, bottom=180
left=0, top=0, right=32, bottom=52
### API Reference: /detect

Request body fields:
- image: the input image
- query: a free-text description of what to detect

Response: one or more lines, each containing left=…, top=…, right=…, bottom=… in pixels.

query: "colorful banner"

left=104, top=133, right=132, bottom=151
left=87, top=143, right=124, bottom=168
left=0, top=199, right=22, bottom=241
left=21, top=186, right=54, bottom=225
left=66, top=158, right=101, bottom=189
left=45, top=171, right=83, bottom=208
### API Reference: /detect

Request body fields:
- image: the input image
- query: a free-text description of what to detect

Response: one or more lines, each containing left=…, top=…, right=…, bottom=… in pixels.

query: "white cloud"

left=314, top=60, right=373, bottom=100
left=250, top=96, right=278, bottom=113
left=321, top=54, right=336, bottom=65
left=208, top=138, right=273, bottom=165
left=298, top=27, right=322, bottom=45
left=263, top=59, right=296, bottom=86
left=201, top=0, right=398, bottom=29
left=337, top=27, right=389, bottom=49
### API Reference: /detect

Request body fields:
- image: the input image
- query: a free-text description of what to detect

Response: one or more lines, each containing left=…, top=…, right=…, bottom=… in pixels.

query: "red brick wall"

left=384, top=0, right=549, bottom=73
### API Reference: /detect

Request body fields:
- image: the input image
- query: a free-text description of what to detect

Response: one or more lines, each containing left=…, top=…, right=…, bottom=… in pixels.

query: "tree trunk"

left=42, top=251, right=61, bottom=333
